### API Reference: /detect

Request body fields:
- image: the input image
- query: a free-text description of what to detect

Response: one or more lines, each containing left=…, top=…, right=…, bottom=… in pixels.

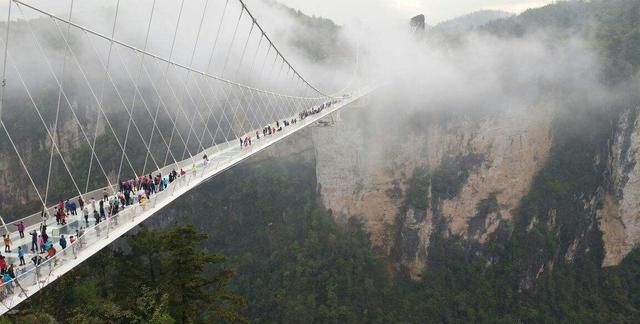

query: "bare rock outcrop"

left=313, top=104, right=553, bottom=278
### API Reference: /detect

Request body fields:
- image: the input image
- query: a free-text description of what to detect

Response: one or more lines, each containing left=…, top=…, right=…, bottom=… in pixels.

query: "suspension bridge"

left=0, top=0, right=373, bottom=314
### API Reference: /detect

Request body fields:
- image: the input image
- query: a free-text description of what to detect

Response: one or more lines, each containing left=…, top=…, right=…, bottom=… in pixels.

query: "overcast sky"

left=275, top=0, right=553, bottom=25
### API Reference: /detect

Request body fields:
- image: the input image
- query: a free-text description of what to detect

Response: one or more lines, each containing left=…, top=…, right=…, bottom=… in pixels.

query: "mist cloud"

left=5, top=0, right=632, bottom=112
left=274, top=0, right=553, bottom=25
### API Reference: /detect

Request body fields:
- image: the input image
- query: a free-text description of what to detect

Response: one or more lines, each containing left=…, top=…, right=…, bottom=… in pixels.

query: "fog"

left=6, top=0, right=332, bottom=96
left=6, top=0, right=623, bottom=110
left=2, top=0, right=635, bottom=136
left=276, top=0, right=553, bottom=25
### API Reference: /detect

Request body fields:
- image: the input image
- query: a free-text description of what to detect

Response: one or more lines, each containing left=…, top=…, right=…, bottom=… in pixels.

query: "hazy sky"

left=276, top=0, right=553, bottom=25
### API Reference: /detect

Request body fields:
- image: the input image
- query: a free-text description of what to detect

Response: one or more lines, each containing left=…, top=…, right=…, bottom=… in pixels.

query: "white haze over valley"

left=2, top=0, right=635, bottom=120
left=276, top=0, right=553, bottom=24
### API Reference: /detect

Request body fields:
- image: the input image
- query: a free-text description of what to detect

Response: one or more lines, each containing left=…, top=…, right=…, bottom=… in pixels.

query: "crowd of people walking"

left=241, top=99, right=341, bottom=150
left=0, top=168, right=189, bottom=297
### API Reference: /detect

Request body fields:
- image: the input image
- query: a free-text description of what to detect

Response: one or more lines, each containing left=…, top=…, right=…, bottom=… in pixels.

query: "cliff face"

left=0, top=113, right=90, bottom=214
left=600, top=108, right=640, bottom=266
left=313, top=100, right=553, bottom=278
left=313, top=98, right=640, bottom=279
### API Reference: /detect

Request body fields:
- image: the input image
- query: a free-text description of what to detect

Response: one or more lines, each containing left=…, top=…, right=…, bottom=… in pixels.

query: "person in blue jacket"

left=163, top=176, right=169, bottom=190
left=59, top=235, right=67, bottom=250
left=44, top=240, right=52, bottom=251
left=17, top=247, right=25, bottom=266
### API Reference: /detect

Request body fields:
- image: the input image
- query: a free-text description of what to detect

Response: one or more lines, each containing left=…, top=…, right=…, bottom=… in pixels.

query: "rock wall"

left=313, top=101, right=553, bottom=278
left=599, top=108, right=640, bottom=266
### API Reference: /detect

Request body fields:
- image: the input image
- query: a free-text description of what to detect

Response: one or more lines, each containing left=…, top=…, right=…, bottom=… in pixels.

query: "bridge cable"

left=220, top=6, right=244, bottom=78
left=47, top=17, right=141, bottom=186
left=220, top=6, right=248, bottom=141
left=179, top=0, right=220, bottom=162
left=155, top=0, right=218, bottom=169
left=154, top=0, right=191, bottom=172
left=85, top=0, right=123, bottom=194
left=112, top=46, right=182, bottom=171
left=133, top=54, right=197, bottom=167
left=221, top=8, right=260, bottom=141
left=236, top=0, right=332, bottom=98
left=116, top=0, right=163, bottom=183
left=0, top=0, right=47, bottom=212
left=11, top=0, right=326, bottom=100
left=122, top=1, right=181, bottom=177
left=0, top=42, right=81, bottom=211
left=245, top=34, right=271, bottom=128
left=43, top=0, right=74, bottom=209
left=13, top=3, right=116, bottom=204
left=179, top=0, right=212, bottom=162
left=232, top=21, right=261, bottom=138
left=5, top=10, right=114, bottom=210
left=258, top=43, right=275, bottom=124
left=199, top=0, right=240, bottom=145
left=81, top=30, right=169, bottom=179
left=152, top=56, right=211, bottom=165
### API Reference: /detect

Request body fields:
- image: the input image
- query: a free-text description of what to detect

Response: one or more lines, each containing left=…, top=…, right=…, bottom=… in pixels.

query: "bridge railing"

left=0, top=167, right=198, bottom=306
left=5, top=184, right=119, bottom=232
left=1, top=139, right=239, bottom=247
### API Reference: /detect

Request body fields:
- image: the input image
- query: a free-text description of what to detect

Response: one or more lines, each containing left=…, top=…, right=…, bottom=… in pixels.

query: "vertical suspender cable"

left=0, top=0, right=11, bottom=121
left=230, top=21, right=256, bottom=135
left=0, top=0, right=11, bottom=233
left=44, top=0, right=74, bottom=209
left=234, top=20, right=254, bottom=77
left=118, top=0, right=159, bottom=181
left=199, top=0, right=240, bottom=143
left=12, top=3, right=114, bottom=207
left=157, top=0, right=188, bottom=168
left=179, top=0, right=211, bottom=161
left=220, top=5, right=244, bottom=78
left=85, top=0, right=122, bottom=194
left=205, top=0, right=229, bottom=74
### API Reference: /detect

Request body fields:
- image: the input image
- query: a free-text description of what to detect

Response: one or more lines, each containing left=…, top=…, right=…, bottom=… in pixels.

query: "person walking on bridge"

left=30, top=230, right=37, bottom=253
left=0, top=254, right=7, bottom=274
left=1, top=272, right=12, bottom=291
left=162, top=176, right=169, bottom=190
left=99, top=200, right=105, bottom=220
left=46, top=245, right=56, bottom=260
left=57, top=208, right=67, bottom=225
left=59, top=235, right=67, bottom=250
left=38, top=235, right=44, bottom=254
left=40, top=209, right=49, bottom=225
left=83, top=206, right=89, bottom=226
left=90, top=197, right=96, bottom=212
left=17, top=247, right=25, bottom=266
left=3, top=235, right=11, bottom=253
left=43, top=240, right=52, bottom=253
left=15, top=221, right=25, bottom=239
left=69, top=201, right=77, bottom=216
